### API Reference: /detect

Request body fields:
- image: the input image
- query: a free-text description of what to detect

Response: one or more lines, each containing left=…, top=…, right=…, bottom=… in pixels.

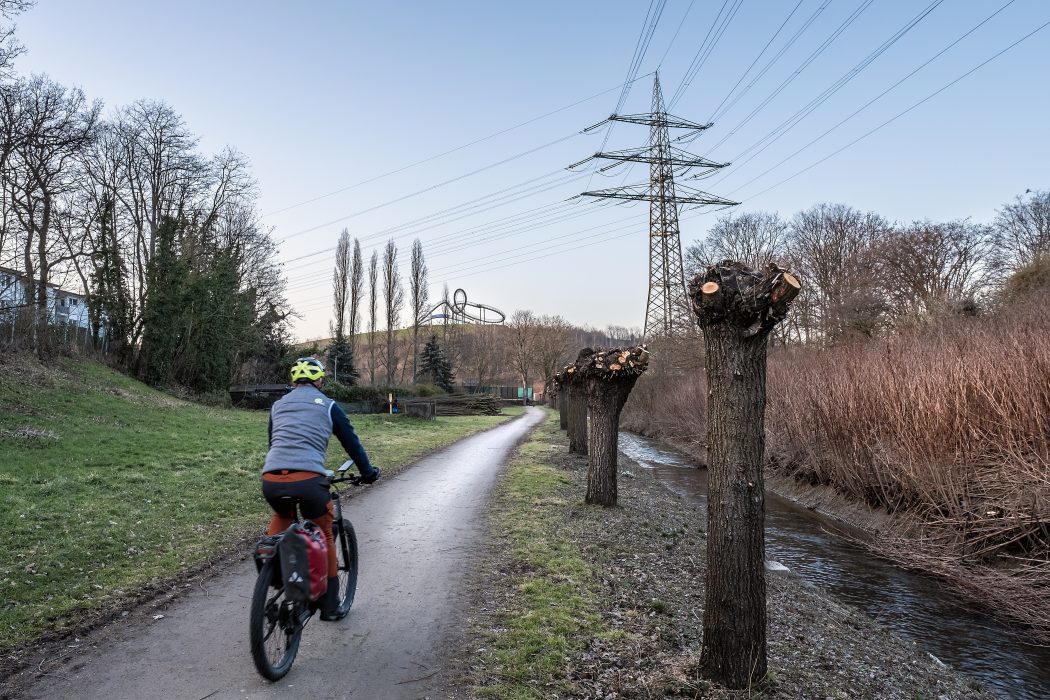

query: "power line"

left=720, top=0, right=1019, bottom=195
left=260, top=76, right=650, bottom=218
left=283, top=199, right=612, bottom=292
left=668, top=0, right=747, bottom=109
left=276, top=132, right=582, bottom=243
left=705, top=0, right=805, bottom=122
left=701, top=0, right=874, bottom=155
left=737, top=19, right=1050, bottom=202
left=291, top=201, right=621, bottom=293
left=279, top=173, right=588, bottom=280
left=615, top=1, right=669, bottom=114
left=708, top=0, right=833, bottom=126
left=702, top=0, right=946, bottom=187
left=276, top=170, right=575, bottom=268
left=657, top=0, right=697, bottom=67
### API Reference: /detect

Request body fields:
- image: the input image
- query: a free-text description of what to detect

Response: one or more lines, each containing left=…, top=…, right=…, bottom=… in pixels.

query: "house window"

left=71, top=298, right=79, bottom=307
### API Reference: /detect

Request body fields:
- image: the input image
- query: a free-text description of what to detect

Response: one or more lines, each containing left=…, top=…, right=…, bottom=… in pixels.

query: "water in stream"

left=619, top=432, right=1050, bottom=700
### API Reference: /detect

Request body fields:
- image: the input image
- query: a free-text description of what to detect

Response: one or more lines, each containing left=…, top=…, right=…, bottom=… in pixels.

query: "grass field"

left=0, top=355, right=516, bottom=651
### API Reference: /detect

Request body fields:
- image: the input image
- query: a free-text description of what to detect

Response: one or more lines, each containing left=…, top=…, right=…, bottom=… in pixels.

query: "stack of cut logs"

left=572, top=345, right=650, bottom=380
left=430, top=394, right=503, bottom=416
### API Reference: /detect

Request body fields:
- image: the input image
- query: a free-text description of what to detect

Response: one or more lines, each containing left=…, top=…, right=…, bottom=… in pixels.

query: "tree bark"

left=558, top=386, right=569, bottom=430
left=567, top=376, right=588, bottom=455
left=698, top=322, right=768, bottom=687
left=584, top=375, right=637, bottom=506
left=689, top=261, right=800, bottom=690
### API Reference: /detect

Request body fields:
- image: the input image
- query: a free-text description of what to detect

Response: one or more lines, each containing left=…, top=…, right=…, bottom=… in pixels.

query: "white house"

left=0, top=266, right=92, bottom=330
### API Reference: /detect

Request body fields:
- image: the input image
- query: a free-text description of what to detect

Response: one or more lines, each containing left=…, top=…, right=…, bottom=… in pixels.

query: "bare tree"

left=535, top=314, right=571, bottom=397
left=509, top=309, right=537, bottom=405
left=788, top=203, right=886, bottom=341
left=994, top=189, right=1050, bottom=272
left=348, top=237, right=363, bottom=356
left=4, top=75, right=100, bottom=354
left=460, top=322, right=505, bottom=391
left=879, top=220, right=992, bottom=320
left=332, top=228, right=351, bottom=339
left=409, top=238, right=428, bottom=381
left=686, top=211, right=789, bottom=275
left=382, top=239, right=403, bottom=385
left=0, top=1, right=32, bottom=79
left=367, top=249, right=378, bottom=385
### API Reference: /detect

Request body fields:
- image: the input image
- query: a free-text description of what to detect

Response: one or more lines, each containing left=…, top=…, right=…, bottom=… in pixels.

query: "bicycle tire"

left=249, top=559, right=303, bottom=681
left=334, top=517, right=358, bottom=616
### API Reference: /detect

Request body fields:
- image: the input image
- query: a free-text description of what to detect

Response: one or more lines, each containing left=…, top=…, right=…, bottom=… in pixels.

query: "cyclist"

left=262, top=356, right=380, bottom=621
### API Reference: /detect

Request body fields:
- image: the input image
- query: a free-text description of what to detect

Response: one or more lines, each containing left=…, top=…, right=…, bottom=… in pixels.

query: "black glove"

left=360, top=467, right=381, bottom=484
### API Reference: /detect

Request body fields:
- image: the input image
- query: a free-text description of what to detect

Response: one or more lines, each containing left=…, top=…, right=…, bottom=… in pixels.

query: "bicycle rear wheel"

left=333, top=518, right=358, bottom=616
left=249, top=559, right=303, bottom=681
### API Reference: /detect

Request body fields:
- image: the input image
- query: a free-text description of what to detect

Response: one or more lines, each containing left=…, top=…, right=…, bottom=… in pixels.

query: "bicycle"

left=249, top=461, right=365, bottom=681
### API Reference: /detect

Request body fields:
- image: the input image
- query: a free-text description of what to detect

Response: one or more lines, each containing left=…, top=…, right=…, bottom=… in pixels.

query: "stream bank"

left=620, top=431, right=1050, bottom=700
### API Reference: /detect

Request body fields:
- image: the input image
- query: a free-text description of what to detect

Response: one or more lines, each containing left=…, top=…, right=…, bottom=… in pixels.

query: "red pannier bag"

left=277, top=521, right=329, bottom=603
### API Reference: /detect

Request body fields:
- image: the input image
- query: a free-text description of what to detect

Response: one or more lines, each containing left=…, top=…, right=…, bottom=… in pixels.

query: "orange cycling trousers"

left=262, top=471, right=338, bottom=577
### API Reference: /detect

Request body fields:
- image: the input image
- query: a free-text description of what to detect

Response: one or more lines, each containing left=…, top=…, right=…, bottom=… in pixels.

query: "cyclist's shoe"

left=319, top=576, right=347, bottom=621
left=360, top=467, right=381, bottom=484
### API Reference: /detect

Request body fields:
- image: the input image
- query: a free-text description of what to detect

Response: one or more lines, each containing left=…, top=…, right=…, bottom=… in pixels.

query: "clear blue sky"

left=15, top=1, right=1050, bottom=339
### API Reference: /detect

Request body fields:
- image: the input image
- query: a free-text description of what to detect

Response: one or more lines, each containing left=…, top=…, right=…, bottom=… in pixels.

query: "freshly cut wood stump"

left=578, top=345, right=650, bottom=507
left=688, top=261, right=800, bottom=689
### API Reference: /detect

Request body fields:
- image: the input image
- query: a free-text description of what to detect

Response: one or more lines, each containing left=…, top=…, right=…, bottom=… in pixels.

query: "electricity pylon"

left=569, top=74, right=738, bottom=339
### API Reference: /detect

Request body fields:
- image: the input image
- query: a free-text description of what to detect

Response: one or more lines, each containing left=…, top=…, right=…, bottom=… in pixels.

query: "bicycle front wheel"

left=249, top=559, right=303, bottom=681
left=334, top=518, right=359, bottom=616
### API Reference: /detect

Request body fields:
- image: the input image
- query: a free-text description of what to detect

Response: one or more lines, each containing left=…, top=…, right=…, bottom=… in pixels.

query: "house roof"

left=0, top=266, right=85, bottom=297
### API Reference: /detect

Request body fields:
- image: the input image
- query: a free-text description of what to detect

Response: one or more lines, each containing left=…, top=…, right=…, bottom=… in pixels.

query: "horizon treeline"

left=685, top=188, right=1050, bottom=343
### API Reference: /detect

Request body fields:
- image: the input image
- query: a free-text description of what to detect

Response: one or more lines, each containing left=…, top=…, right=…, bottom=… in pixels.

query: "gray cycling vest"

left=263, top=385, right=334, bottom=475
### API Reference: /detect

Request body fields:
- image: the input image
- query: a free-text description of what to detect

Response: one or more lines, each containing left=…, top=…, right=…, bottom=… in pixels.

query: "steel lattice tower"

left=570, top=74, right=738, bottom=339
left=645, top=76, right=691, bottom=338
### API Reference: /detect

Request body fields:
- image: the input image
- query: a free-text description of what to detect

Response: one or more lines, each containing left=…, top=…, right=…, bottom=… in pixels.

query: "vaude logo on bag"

left=288, top=571, right=304, bottom=584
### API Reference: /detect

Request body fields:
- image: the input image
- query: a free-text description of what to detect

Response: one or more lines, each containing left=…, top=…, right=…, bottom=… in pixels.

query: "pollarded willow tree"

left=554, top=371, right=569, bottom=431
left=563, top=348, right=592, bottom=455
left=688, top=261, right=801, bottom=689
left=578, top=345, right=650, bottom=507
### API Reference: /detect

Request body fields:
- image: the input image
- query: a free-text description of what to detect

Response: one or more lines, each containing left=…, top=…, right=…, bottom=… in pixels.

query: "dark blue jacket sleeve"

left=330, top=402, right=375, bottom=475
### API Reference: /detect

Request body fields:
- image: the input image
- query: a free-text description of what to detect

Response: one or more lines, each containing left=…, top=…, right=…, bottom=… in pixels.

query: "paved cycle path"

left=19, top=407, right=545, bottom=700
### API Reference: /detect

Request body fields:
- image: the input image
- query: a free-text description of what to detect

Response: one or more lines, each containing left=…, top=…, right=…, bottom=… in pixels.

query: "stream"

left=619, top=432, right=1050, bottom=700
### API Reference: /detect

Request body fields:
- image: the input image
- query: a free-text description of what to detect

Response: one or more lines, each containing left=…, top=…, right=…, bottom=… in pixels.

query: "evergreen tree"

left=141, top=218, right=189, bottom=386
left=326, top=334, right=360, bottom=386
left=418, top=334, right=454, bottom=391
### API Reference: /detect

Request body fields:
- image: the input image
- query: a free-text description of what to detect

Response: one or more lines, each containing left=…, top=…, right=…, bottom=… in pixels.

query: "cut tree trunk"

left=689, top=261, right=800, bottom=690
left=558, top=387, right=568, bottom=430
left=585, top=375, right=636, bottom=506
left=567, top=376, right=588, bottom=455
left=578, top=345, right=650, bottom=507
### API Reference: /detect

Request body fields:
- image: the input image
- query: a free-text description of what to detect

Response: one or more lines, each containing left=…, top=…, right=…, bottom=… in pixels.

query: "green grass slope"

left=0, top=355, right=513, bottom=652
